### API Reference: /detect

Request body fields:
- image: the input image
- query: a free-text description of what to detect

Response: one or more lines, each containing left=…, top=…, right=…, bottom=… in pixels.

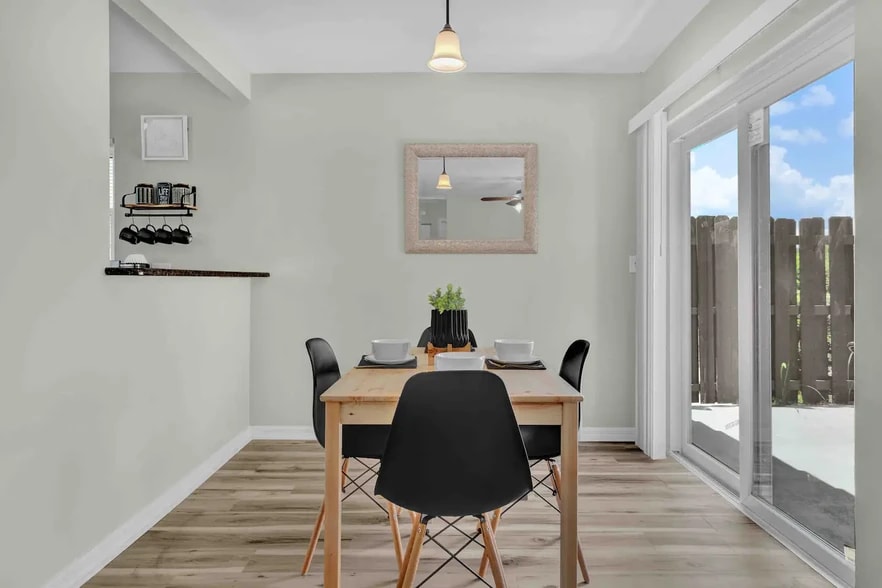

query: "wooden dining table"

left=320, top=348, right=583, bottom=587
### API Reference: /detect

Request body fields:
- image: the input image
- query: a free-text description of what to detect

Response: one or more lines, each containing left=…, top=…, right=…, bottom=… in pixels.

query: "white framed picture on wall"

left=141, top=115, right=189, bottom=160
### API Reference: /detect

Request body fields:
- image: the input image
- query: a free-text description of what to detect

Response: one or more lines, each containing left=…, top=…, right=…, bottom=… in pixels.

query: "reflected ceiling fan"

left=480, top=189, right=523, bottom=206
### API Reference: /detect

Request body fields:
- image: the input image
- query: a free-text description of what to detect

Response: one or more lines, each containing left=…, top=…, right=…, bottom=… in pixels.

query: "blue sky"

left=690, top=61, right=854, bottom=220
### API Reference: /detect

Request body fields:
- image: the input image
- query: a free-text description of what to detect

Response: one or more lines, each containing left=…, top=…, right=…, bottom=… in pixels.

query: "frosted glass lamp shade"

left=428, top=26, right=466, bottom=73
left=436, top=171, right=452, bottom=189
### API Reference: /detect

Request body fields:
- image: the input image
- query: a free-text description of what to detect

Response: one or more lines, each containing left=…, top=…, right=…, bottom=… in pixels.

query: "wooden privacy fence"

left=691, top=215, right=855, bottom=406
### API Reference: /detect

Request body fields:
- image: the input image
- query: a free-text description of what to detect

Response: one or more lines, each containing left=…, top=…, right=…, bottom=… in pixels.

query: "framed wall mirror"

left=404, top=143, right=537, bottom=253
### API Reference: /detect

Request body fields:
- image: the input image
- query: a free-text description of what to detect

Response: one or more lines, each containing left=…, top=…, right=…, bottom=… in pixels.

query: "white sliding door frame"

left=669, top=109, right=741, bottom=492
left=667, top=23, right=854, bottom=586
left=657, top=6, right=856, bottom=586
left=635, top=111, right=669, bottom=460
left=733, top=43, right=855, bottom=587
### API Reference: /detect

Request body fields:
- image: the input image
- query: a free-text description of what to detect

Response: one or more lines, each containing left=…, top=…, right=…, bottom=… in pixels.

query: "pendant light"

left=436, top=157, right=452, bottom=189
left=428, top=0, right=466, bottom=73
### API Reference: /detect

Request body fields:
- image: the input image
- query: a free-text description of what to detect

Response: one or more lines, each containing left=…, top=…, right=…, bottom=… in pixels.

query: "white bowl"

left=371, top=339, right=410, bottom=362
left=494, top=339, right=534, bottom=362
left=434, top=351, right=485, bottom=371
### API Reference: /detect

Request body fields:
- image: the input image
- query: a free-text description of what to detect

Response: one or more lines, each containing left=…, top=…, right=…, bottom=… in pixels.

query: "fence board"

left=829, top=217, right=854, bottom=404
left=695, top=216, right=716, bottom=403
left=691, top=217, right=699, bottom=403
left=799, top=218, right=827, bottom=405
left=772, top=219, right=799, bottom=404
left=689, top=215, right=854, bottom=407
left=714, top=216, right=738, bottom=403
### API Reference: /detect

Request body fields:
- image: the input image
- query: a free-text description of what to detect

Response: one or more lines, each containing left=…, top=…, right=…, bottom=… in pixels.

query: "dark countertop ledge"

left=105, top=267, right=270, bottom=278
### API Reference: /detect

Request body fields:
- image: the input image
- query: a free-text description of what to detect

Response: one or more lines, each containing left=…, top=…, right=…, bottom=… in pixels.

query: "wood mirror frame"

left=404, top=143, right=538, bottom=254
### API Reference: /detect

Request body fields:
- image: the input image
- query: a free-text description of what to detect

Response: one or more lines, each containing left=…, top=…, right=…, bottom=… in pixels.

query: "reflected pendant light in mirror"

left=436, top=157, right=452, bottom=189
left=428, top=0, right=466, bottom=73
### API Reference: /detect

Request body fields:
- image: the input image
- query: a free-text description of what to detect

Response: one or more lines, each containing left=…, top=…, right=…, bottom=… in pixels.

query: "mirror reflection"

left=417, top=157, right=525, bottom=241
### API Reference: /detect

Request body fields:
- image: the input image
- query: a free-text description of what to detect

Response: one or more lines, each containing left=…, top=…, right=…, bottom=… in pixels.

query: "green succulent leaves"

left=428, top=283, right=466, bottom=313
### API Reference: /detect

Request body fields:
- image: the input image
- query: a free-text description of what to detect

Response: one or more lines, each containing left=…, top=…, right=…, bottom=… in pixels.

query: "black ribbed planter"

left=429, top=309, right=469, bottom=348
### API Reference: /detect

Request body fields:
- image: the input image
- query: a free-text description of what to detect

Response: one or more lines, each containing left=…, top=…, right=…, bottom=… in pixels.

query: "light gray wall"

left=0, top=6, right=252, bottom=587
left=250, top=74, right=639, bottom=430
left=110, top=73, right=642, bottom=431
left=445, top=197, right=524, bottom=240
left=111, top=74, right=254, bottom=269
left=854, top=0, right=881, bottom=582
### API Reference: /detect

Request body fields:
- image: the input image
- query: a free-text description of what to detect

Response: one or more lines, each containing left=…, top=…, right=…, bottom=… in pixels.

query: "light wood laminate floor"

left=85, top=441, right=831, bottom=587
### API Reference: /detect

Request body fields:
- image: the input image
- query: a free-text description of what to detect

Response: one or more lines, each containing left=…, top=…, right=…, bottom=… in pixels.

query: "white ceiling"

left=110, top=0, right=709, bottom=74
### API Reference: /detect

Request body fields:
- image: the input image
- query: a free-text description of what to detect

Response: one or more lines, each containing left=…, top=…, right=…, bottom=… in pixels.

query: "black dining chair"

left=416, top=326, right=478, bottom=348
left=375, top=371, right=532, bottom=588
left=301, top=338, right=401, bottom=575
left=478, top=339, right=592, bottom=584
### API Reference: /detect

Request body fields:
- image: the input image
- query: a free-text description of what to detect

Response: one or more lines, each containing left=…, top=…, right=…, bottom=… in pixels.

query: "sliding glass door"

left=684, top=128, right=741, bottom=477
left=670, top=48, right=855, bottom=585
left=753, top=61, right=856, bottom=560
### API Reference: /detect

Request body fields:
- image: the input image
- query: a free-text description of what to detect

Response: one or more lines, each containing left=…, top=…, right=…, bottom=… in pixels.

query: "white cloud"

left=800, top=84, right=835, bottom=107
left=839, top=111, right=854, bottom=137
left=690, top=160, right=738, bottom=217
left=689, top=145, right=853, bottom=220
left=770, top=100, right=797, bottom=116
left=768, top=145, right=853, bottom=218
left=770, top=125, right=827, bottom=145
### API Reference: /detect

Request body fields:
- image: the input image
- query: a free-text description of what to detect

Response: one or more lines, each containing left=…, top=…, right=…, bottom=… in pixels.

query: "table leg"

left=560, top=402, right=579, bottom=587
left=324, top=402, right=343, bottom=588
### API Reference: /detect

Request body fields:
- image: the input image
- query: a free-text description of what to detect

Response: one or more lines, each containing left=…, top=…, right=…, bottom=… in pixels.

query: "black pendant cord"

left=446, top=0, right=450, bottom=27
left=442, top=156, right=447, bottom=174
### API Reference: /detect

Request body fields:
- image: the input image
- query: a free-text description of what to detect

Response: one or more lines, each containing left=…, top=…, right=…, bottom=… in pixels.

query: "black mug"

left=171, top=224, right=192, bottom=244
left=137, top=223, right=157, bottom=245
left=119, top=224, right=140, bottom=244
left=155, top=224, right=174, bottom=244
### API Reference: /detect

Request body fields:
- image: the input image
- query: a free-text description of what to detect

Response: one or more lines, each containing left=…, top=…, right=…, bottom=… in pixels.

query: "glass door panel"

left=754, top=61, right=855, bottom=557
left=688, top=129, right=740, bottom=471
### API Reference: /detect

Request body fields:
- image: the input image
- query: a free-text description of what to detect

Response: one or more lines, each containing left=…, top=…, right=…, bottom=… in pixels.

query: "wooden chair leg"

left=387, top=501, right=404, bottom=571
left=550, top=461, right=590, bottom=584
left=341, top=458, right=350, bottom=491
left=303, top=458, right=353, bottom=576
left=300, top=498, right=326, bottom=575
left=400, top=521, right=427, bottom=588
left=480, top=517, right=508, bottom=588
left=396, top=514, right=421, bottom=588
left=478, top=508, right=502, bottom=577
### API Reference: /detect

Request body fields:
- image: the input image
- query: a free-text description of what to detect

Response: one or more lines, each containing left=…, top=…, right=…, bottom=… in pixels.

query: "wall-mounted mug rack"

left=120, top=185, right=198, bottom=218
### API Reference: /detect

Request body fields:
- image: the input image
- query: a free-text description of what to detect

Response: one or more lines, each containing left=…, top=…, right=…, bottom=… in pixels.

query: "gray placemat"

left=485, top=358, right=546, bottom=370
left=356, top=355, right=418, bottom=369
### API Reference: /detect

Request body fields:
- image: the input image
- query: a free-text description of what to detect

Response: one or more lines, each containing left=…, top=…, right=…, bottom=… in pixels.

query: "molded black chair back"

left=417, top=327, right=478, bottom=348
left=375, top=371, right=532, bottom=517
left=305, top=337, right=341, bottom=449
left=306, top=337, right=389, bottom=458
left=519, top=339, right=590, bottom=460
left=560, top=339, right=590, bottom=392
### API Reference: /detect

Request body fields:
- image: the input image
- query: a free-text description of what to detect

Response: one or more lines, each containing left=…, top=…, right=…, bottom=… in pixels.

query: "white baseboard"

left=250, top=425, right=314, bottom=440
left=580, top=427, right=637, bottom=442
left=43, top=428, right=252, bottom=588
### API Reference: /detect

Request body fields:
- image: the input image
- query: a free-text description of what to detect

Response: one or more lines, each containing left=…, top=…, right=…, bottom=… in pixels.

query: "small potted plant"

left=427, top=284, right=469, bottom=349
